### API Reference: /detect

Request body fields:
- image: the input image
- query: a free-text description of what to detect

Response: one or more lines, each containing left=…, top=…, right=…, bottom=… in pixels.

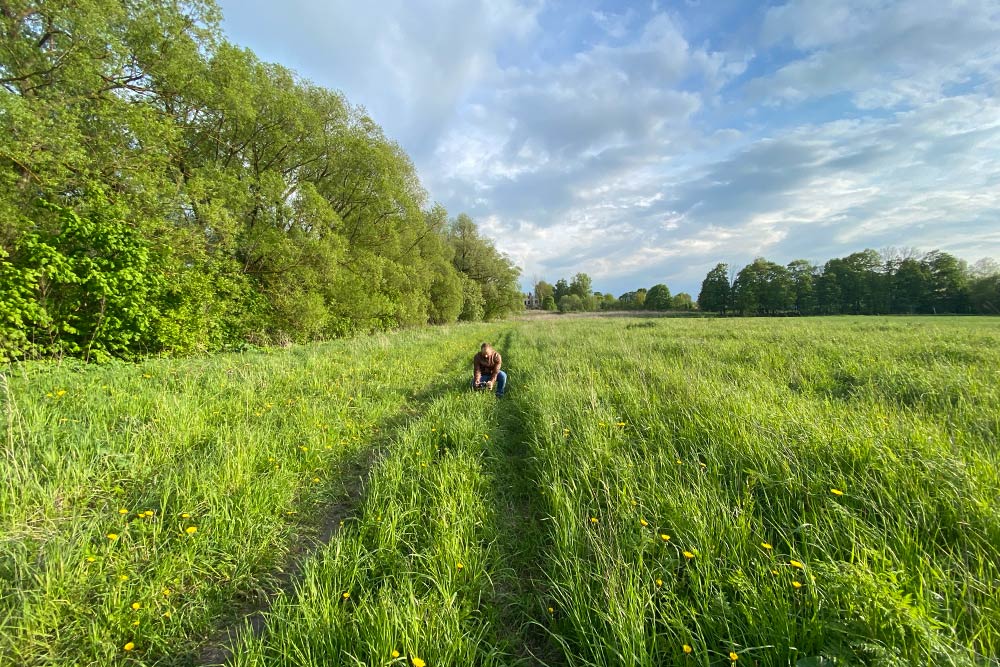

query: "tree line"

left=0, top=1, right=522, bottom=362
left=697, top=249, right=1000, bottom=315
left=532, top=274, right=694, bottom=313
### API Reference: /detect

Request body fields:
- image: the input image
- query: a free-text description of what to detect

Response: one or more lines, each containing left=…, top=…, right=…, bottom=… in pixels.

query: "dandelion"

left=341, top=592, right=350, bottom=600
left=118, top=509, right=128, bottom=515
left=761, top=542, right=773, bottom=550
left=107, top=533, right=119, bottom=541
left=683, top=551, right=695, bottom=559
left=655, top=578, right=663, bottom=587
left=56, top=390, right=67, bottom=397
left=771, top=569, right=779, bottom=575
left=86, top=556, right=96, bottom=563
left=640, top=519, right=648, bottom=527
left=161, top=588, right=171, bottom=596
left=456, top=562, right=464, bottom=570
left=132, top=620, right=140, bottom=627
left=484, top=434, right=490, bottom=440
left=412, top=657, right=426, bottom=667
left=599, top=421, right=606, bottom=426
left=590, top=516, right=598, bottom=524
left=392, top=650, right=400, bottom=658
left=660, top=534, right=670, bottom=542
left=683, top=644, right=693, bottom=654
left=181, top=513, right=190, bottom=518
left=831, top=488, right=844, bottom=496
left=185, top=526, right=197, bottom=534
left=163, top=611, right=171, bottom=618
left=617, top=421, right=626, bottom=426
left=792, top=581, right=803, bottom=589
left=730, top=651, right=738, bottom=661
left=312, top=477, right=320, bottom=483
left=45, top=392, right=53, bottom=398
left=123, top=642, right=135, bottom=651
left=131, top=602, right=141, bottom=610
left=676, top=459, right=682, bottom=464
left=790, top=560, right=803, bottom=569
left=142, top=374, right=151, bottom=378
left=547, top=606, right=554, bottom=614
left=119, top=574, right=129, bottom=582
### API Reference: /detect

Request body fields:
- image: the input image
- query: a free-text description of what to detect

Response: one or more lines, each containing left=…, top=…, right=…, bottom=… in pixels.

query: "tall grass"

left=2, top=317, right=998, bottom=666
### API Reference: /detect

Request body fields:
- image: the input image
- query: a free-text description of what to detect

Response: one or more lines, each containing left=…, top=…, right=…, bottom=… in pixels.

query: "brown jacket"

left=473, top=350, right=502, bottom=383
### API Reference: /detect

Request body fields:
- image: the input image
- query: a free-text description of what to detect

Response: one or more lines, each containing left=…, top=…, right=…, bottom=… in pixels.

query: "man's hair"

left=481, top=342, right=493, bottom=354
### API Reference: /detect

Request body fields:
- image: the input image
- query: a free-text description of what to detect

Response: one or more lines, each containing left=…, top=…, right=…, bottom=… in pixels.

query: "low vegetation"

left=3, top=316, right=998, bottom=666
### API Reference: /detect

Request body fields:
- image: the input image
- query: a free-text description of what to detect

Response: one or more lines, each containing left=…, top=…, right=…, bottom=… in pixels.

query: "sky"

left=215, top=0, right=1000, bottom=296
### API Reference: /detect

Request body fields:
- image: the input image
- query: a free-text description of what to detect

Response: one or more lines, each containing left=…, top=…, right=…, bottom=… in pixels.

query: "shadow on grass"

left=191, top=349, right=476, bottom=666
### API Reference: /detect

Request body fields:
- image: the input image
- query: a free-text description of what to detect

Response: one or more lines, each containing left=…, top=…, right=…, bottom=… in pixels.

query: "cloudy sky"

left=216, top=0, right=1000, bottom=296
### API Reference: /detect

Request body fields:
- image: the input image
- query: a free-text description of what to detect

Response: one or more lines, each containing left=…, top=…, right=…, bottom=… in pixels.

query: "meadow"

left=1, top=317, right=998, bottom=666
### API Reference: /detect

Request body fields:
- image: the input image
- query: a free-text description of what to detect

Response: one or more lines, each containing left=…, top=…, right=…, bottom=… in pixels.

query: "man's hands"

left=487, top=379, right=495, bottom=390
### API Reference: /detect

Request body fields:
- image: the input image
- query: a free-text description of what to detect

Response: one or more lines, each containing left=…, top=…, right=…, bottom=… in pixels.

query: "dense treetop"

left=0, top=0, right=522, bottom=361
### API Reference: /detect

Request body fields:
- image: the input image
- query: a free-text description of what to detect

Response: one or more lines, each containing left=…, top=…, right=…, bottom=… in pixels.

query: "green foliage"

left=644, top=283, right=673, bottom=310
left=542, top=294, right=557, bottom=311
left=0, top=1, right=522, bottom=360
left=698, top=263, right=731, bottom=313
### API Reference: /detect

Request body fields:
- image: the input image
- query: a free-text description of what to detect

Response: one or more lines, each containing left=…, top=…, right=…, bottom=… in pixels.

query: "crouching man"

left=472, top=342, right=507, bottom=397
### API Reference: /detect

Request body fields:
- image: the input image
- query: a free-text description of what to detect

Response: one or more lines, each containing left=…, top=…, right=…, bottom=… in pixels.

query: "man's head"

left=481, top=342, right=494, bottom=356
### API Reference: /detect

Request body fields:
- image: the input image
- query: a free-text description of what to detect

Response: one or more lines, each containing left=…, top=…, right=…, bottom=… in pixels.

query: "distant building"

left=523, top=291, right=540, bottom=309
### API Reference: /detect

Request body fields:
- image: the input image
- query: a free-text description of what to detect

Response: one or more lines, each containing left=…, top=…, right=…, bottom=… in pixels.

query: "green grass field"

left=2, top=317, right=998, bottom=666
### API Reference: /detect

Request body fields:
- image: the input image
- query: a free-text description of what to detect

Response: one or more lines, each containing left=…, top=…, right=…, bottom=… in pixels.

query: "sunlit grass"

left=2, top=317, right=998, bottom=665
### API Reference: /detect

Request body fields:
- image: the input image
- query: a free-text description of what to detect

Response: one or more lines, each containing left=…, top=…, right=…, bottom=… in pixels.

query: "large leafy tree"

left=697, top=263, right=731, bottom=313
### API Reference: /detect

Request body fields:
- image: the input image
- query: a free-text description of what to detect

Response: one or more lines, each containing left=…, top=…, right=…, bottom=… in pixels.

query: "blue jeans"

left=472, top=371, right=507, bottom=397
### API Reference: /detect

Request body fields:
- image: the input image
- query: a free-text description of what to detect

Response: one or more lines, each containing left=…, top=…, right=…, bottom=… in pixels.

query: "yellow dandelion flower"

left=831, top=488, right=844, bottom=496
left=761, top=542, right=773, bottom=550
left=683, top=551, right=695, bottom=559
left=412, top=657, right=426, bottom=667
left=131, top=602, right=140, bottom=610
left=56, top=390, right=67, bottom=397
left=107, top=533, right=119, bottom=541
left=341, top=592, right=350, bottom=600
left=132, top=620, right=140, bottom=627
left=730, top=651, right=738, bottom=661
left=392, top=650, right=400, bottom=658
left=656, top=578, right=663, bottom=587
left=590, top=516, right=598, bottom=524
left=161, top=588, right=171, bottom=596
left=792, top=581, right=802, bottom=589
left=547, top=606, right=554, bottom=614
left=163, top=611, right=171, bottom=618
left=185, top=526, right=197, bottom=534
left=86, top=556, right=96, bottom=563
left=119, top=574, right=129, bottom=582
left=484, top=434, right=489, bottom=440
left=118, top=508, right=128, bottom=515
left=599, top=421, right=606, bottom=426
left=143, top=373, right=151, bottom=378
left=312, top=477, right=320, bottom=483
left=790, top=560, right=803, bottom=569
left=45, top=392, right=53, bottom=398
left=181, top=513, right=190, bottom=518
left=660, top=534, right=670, bottom=542
left=640, top=519, right=648, bottom=527
left=123, top=642, right=135, bottom=651
left=431, top=428, right=437, bottom=431
left=676, top=459, right=682, bottom=464
left=299, top=446, right=308, bottom=452
left=771, top=569, right=779, bottom=575
left=617, top=421, right=626, bottom=426
left=456, top=562, right=464, bottom=570
left=683, top=644, right=692, bottom=654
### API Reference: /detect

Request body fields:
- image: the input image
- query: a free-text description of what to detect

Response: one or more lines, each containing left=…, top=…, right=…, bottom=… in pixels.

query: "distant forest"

left=0, top=1, right=522, bottom=362
left=534, top=248, right=999, bottom=316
